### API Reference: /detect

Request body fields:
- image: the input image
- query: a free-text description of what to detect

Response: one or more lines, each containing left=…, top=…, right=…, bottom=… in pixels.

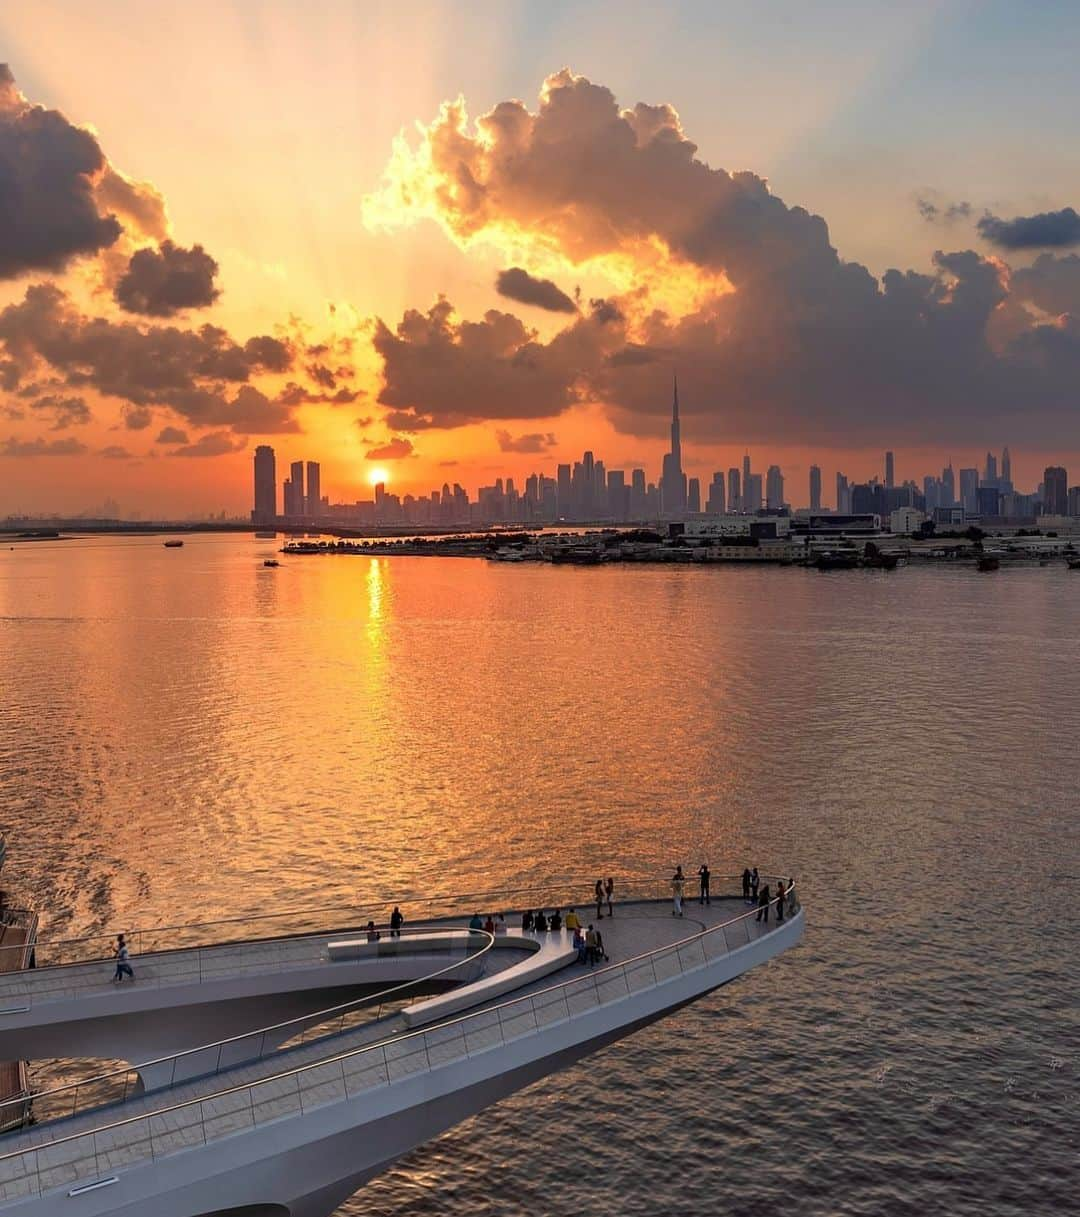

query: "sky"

left=1, top=0, right=1080, bottom=516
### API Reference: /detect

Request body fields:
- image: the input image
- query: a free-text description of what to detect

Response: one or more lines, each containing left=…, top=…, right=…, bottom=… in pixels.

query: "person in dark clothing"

left=534, top=909, right=548, bottom=932
left=775, top=880, right=786, bottom=923
left=756, top=885, right=770, bottom=923
left=549, top=909, right=563, bottom=932
left=389, top=906, right=404, bottom=938
left=750, top=868, right=760, bottom=902
left=605, top=877, right=614, bottom=916
left=698, top=863, right=711, bottom=906
left=594, top=879, right=604, bottom=920
left=522, top=909, right=534, bottom=932
left=742, top=868, right=752, bottom=903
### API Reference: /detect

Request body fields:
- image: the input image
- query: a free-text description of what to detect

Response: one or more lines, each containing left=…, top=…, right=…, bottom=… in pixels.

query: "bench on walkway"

left=402, top=931, right=578, bottom=1029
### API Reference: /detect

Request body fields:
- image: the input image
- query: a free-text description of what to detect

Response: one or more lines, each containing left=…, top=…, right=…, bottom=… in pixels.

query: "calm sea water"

left=0, top=534, right=1076, bottom=1216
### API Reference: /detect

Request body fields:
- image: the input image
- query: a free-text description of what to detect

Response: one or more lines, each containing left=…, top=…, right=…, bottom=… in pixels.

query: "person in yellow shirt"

left=565, top=908, right=581, bottom=932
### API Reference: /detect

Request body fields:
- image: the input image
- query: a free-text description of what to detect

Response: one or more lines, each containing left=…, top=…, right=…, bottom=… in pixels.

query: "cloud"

left=0, top=64, right=125, bottom=277
left=26, top=393, right=91, bottom=430
left=115, top=240, right=220, bottom=316
left=170, top=431, right=247, bottom=458
left=917, top=196, right=972, bottom=224
left=366, top=71, right=1080, bottom=447
left=366, top=436, right=414, bottom=460
left=495, top=267, right=576, bottom=313
left=496, top=429, right=557, bottom=453
left=977, top=207, right=1080, bottom=250
left=122, top=404, right=153, bottom=430
left=98, top=444, right=133, bottom=459
left=94, top=166, right=169, bottom=242
left=155, top=425, right=189, bottom=444
left=227, top=384, right=300, bottom=434
left=1, top=434, right=88, bottom=457
left=0, top=283, right=300, bottom=434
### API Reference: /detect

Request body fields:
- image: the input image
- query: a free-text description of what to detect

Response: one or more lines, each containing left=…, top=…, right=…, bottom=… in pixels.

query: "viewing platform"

left=0, top=877, right=804, bottom=1217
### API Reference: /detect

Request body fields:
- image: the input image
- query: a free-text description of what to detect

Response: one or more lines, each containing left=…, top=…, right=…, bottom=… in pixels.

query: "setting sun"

left=367, top=467, right=390, bottom=487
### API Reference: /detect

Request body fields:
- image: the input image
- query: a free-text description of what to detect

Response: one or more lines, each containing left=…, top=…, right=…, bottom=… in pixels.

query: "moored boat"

left=163, top=539, right=184, bottom=548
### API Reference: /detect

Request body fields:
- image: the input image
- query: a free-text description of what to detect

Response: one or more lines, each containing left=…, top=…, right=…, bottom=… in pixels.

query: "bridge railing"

left=1, top=928, right=495, bottom=1129
left=0, top=881, right=798, bottom=1205
left=0, top=875, right=792, bottom=1002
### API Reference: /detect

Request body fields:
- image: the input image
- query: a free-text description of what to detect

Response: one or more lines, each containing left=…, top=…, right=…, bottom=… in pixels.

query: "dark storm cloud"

left=0, top=64, right=123, bottom=276
left=496, top=429, right=557, bottom=453
left=122, top=404, right=153, bottom=430
left=114, top=240, right=220, bottom=316
left=977, top=207, right=1080, bottom=250
left=495, top=267, right=577, bottom=313
left=155, top=426, right=189, bottom=444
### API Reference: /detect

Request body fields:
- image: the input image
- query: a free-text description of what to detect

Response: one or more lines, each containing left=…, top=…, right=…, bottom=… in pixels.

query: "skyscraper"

left=252, top=445, right=276, bottom=523
left=742, top=452, right=751, bottom=502
left=629, top=468, right=646, bottom=518
left=687, top=477, right=701, bottom=514
left=727, top=468, right=741, bottom=513
left=942, top=461, right=956, bottom=507
left=984, top=452, right=998, bottom=486
left=305, top=461, right=321, bottom=517
left=959, top=468, right=979, bottom=514
left=1001, top=446, right=1011, bottom=487
left=765, top=465, right=784, bottom=510
left=885, top=451, right=895, bottom=489
left=809, top=465, right=822, bottom=511
left=1043, top=466, right=1068, bottom=516
left=556, top=464, right=572, bottom=518
left=706, top=472, right=725, bottom=514
left=836, top=472, right=850, bottom=513
left=744, top=472, right=762, bottom=513
left=660, top=375, right=687, bottom=515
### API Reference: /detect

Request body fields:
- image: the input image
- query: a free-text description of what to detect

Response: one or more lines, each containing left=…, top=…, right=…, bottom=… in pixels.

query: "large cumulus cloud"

left=978, top=207, right=1080, bottom=251
left=369, top=71, right=1080, bottom=448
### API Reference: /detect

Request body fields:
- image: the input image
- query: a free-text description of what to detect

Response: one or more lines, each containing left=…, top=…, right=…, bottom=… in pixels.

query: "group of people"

left=669, top=863, right=714, bottom=916
left=364, top=905, right=406, bottom=942
left=521, top=906, right=609, bottom=966
left=740, top=868, right=797, bottom=924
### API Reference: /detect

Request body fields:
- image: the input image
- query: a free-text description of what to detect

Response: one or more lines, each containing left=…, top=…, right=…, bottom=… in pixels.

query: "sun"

left=367, top=466, right=390, bottom=487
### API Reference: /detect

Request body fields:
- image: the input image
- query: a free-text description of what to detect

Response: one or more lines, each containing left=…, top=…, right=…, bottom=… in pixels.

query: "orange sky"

left=2, top=3, right=1080, bottom=517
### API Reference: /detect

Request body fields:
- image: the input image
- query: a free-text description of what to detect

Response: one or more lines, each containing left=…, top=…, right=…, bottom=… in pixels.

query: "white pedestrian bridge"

left=0, top=877, right=803, bottom=1216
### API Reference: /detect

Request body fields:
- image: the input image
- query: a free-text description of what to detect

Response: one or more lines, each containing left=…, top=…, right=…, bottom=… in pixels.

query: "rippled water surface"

left=1, top=535, right=1076, bottom=1215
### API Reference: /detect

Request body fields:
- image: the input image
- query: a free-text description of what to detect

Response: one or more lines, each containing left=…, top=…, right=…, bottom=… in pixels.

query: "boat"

left=1068, top=559, right=1080, bottom=571
left=163, top=539, right=184, bottom=548
left=977, top=554, right=1000, bottom=572
left=263, top=559, right=280, bottom=568
left=815, top=551, right=859, bottom=571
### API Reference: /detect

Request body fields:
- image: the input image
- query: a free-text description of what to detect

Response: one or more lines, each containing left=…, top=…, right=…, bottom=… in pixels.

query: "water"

left=0, top=534, right=1076, bottom=1215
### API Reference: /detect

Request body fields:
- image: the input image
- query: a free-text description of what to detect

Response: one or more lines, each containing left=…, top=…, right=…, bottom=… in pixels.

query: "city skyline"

left=3, top=7, right=1080, bottom=516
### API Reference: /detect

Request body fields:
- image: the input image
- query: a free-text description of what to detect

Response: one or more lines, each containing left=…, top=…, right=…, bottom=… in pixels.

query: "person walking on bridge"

left=112, top=934, right=134, bottom=982
left=756, top=884, right=770, bottom=924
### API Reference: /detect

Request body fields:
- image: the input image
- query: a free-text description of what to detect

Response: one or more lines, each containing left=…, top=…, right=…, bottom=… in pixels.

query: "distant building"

left=252, top=445, right=276, bottom=522
left=941, top=462, right=955, bottom=506
left=890, top=507, right=925, bottom=535
left=660, top=376, right=687, bottom=515
left=305, top=461, right=321, bottom=517
left=765, top=465, right=784, bottom=510
left=1043, top=466, right=1068, bottom=516
left=809, top=465, right=821, bottom=511
left=836, top=472, right=850, bottom=514
left=959, top=468, right=979, bottom=514
left=727, top=468, right=741, bottom=513
left=1068, top=486, right=1080, bottom=518
left=984, top=451, right=998, bottom=487
left=975, top=485, right=1000, bottom=516
left=687, top=476, right=701, bottom=514
left=885, top=451, right=895, bottom=489
left=744, top=472, right=762, bottom=512
left=706, top=472, right=725, bottom=515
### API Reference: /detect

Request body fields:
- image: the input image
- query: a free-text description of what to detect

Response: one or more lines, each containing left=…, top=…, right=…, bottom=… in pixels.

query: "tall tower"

left=305, top=461, right=321, bottom=517
left=253, top=445, right=276, bottom=523
left=660, top=373, right=687, bottom=515
left=809, top=465, right=822, bottom=512
left=1001, top=446, right=1012, bottom=487
left=885, top=451, right=895, bottom=489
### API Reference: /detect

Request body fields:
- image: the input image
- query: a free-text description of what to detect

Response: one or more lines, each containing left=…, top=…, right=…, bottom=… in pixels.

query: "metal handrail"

left=0, top=927, right=496, bottom=1125
left=0, top=873, right=779, bottom=963
left=0, top=878, right=798, bottom=1171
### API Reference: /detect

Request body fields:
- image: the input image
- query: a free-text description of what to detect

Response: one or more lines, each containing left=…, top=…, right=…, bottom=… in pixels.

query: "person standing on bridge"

left=594, top=879, right=604, bottom=921
left=750, top=868, right=760, bottom=903
left=756, top=884, right=770, bottom=923
left=605, top=877, right=615, bottom=917
left=775, top=879, right=786, bottom=923
left=390, top=906, right=404, bottom=938
left=698, top=862, right=711, bottom=906
left=112, top=934, right=134, bottom=982
left=672, top=866, right=685, bottom=917
left=742, top=867, right=752, bottom=903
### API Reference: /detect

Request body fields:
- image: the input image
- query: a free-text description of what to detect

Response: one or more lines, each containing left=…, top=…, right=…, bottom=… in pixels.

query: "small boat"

left=977, top=555, right=999, bottom=572
left=163, top=539, right=184, bottom=548
left=263, top=559, right=280, bottom=568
